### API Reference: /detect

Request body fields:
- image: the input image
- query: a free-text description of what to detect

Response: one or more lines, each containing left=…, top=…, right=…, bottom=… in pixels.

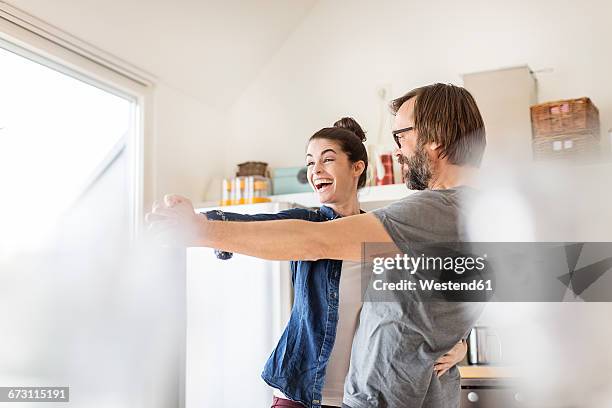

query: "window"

left=0, top=42, right=136, bottom=255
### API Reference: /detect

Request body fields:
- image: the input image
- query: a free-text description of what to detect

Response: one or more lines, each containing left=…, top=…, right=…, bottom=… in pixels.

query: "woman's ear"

left=353, top=160, right=366, bottom=178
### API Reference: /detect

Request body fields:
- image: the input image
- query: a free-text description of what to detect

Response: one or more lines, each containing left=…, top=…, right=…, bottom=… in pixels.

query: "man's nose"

left=393, top=146, right=402, bottom=160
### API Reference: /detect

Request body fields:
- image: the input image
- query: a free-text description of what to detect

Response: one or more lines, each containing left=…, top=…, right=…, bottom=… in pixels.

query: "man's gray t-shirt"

left=343, top=187, right=483, bottom=408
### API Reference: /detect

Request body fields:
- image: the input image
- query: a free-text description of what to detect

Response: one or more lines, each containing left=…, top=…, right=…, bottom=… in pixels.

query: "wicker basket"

left=532, top=130, right=600, bottom=161
left=531, top=97, right=599, bottom=137
left=236, top=161, right=269, bottom=177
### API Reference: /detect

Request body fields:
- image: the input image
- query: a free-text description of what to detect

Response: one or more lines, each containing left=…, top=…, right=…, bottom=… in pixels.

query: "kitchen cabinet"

left=463, top=65, right=538, bottom=166
left=460, top=367, right=523, bottom=407
left=461, top=378, right=524, bottom=408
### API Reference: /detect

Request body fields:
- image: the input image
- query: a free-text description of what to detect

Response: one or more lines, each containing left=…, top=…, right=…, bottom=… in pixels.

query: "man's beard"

left=397, top=144, right=432, bottom=190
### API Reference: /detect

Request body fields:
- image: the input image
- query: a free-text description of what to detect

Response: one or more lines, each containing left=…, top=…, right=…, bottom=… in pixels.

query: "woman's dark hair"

left=308, top=117, right=369, bottom=189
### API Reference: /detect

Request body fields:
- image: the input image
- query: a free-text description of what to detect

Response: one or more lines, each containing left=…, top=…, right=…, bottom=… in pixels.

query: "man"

left=148, top=83, right=487, bottom=407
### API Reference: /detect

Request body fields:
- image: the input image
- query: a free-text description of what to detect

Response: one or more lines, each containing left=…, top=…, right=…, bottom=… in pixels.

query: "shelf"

left=195, top=183, right=412, bottom=212
left=270, top=183, right=411, bottom=210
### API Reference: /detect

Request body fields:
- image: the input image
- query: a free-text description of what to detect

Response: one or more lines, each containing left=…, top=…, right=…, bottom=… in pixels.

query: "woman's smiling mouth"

left=313, top=178, right=334, bottom=192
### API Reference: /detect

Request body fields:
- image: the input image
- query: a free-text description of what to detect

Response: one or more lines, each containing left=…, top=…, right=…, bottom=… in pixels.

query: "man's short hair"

left=390, top=83, right=486, bottom=167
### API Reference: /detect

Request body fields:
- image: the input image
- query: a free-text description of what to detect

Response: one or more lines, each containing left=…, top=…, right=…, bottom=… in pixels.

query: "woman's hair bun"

left=333, top=117, right=367, bottom=143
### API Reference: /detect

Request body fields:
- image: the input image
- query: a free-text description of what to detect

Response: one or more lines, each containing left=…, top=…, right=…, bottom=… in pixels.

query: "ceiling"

left=6, top=0, right=317, bottom=110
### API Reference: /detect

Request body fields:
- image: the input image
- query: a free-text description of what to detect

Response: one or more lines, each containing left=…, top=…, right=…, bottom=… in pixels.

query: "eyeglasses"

left=392, top=126, right=414, bottom=148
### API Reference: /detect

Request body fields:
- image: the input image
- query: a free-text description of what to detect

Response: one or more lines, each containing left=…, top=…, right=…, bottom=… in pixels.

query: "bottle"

left=375, top=152, right=394, bottom=185
left=221, top=179, right=232, bottom=206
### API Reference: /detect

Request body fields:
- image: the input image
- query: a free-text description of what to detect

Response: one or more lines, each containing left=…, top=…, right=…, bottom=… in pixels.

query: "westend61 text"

left=372, top=279, right=493, bottom=292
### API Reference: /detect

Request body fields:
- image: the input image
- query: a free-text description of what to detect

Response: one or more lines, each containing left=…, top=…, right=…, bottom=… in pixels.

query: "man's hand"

left=145, top=194, right=204, bottom=247
left=434, top=340, right=467, bottom=377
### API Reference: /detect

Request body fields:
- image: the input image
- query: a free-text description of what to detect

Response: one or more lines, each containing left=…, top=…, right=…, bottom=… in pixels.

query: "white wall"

left=226, top=0, right=612, bottom=179
left=153, top=83, right=227, bottom=203
left=7, top=0, right=316, bottom=111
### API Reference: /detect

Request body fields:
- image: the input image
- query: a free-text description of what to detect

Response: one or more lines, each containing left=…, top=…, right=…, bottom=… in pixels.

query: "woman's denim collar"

left=319, top=205, right=340, bottom=220
left=319, top=205, right=365, bottom=219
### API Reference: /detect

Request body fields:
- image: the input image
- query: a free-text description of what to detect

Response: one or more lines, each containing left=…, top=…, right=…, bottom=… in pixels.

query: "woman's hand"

left=145, top=194, right=205, bottom=247
left=434, top=339, right=467, bottom=378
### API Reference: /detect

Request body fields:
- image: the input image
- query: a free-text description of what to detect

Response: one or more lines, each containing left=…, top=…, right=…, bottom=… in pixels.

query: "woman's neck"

left=326, top=195, right=361, bottom=217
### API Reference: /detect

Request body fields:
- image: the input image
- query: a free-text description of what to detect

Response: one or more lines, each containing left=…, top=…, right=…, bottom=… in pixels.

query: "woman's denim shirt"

left=204, top=205, right=345, bottom=408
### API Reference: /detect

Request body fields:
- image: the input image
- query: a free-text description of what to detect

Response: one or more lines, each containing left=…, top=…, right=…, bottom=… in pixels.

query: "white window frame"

left=0, top=3, right=155, bottom=239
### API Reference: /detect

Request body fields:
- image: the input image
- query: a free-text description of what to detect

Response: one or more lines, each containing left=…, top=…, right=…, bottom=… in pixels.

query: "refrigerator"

left=186, top=202, right=295, bottom=408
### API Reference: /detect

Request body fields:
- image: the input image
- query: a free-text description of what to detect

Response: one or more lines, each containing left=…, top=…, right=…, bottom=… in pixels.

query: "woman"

left=198, top=119, right=466, bottom=408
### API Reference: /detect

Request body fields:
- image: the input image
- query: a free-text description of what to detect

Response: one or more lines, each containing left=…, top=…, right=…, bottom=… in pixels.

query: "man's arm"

left=197, top=212, right=393, bottom=261
left=146, top=195, right=394, bottom=261
left=203, top=208, right=314, bottom=260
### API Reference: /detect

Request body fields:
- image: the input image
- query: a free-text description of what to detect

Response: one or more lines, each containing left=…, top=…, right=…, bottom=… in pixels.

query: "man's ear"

left=428, top=141, right=441, bottom=151
left=426, top=141, right=445, bottom=161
